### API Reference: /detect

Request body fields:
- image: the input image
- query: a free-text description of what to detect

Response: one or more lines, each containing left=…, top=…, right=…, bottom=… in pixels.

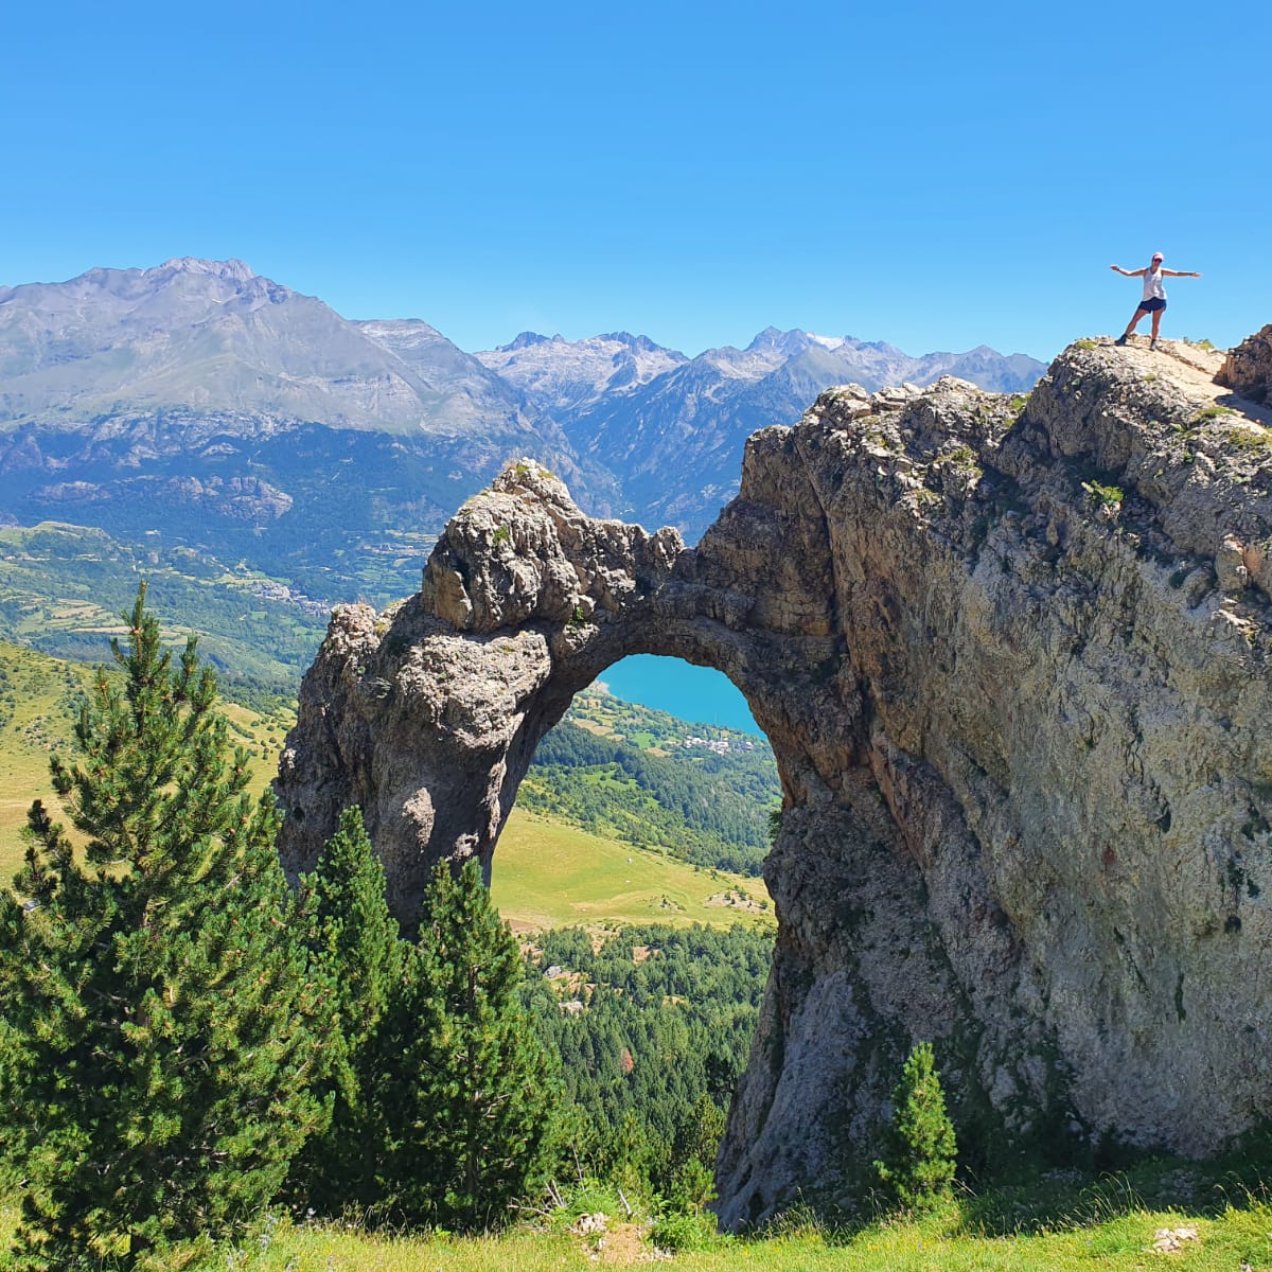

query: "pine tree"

left=665, top=1092, right=726, bottom=1210
left=873, top=1041, right=958, bottom=1210
left=379, top=857, right=560, bottom=1230
left=0, top=585, right=335, bottom=1269
left=0, top=909, right=27, bottom=1190
left=290, top=805, right=403, bottom=1212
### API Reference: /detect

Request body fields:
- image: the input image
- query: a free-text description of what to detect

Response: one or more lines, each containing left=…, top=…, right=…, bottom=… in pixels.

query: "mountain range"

left=0, top=258, right=1046, bottom=610
left=479, top=326, right=1046, bottom=528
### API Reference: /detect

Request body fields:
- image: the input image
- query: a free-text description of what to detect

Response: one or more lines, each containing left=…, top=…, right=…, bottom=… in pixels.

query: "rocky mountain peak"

left=743, top=326, right=824, bottom=358
left=155, top=256, right=258, bottom=284
left=744, top=325, right=789, bottom=350
left=499, top=331, right=554, bottom=352
left=475, top=329, right=688, bottom=415
left=597, top=331, right=670, bottom=355
left=0, top=260, right=551, bottom=442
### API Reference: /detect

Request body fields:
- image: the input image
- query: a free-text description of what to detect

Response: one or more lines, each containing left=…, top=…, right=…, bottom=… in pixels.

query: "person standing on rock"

left=1111, top=252, right=1201, bottom=351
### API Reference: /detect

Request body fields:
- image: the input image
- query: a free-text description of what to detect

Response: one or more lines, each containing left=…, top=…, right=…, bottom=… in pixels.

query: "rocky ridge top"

left=1219, top=324, right=1272, bottom=406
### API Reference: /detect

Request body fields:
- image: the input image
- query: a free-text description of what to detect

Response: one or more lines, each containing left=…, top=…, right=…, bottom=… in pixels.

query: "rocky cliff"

left=276, top=332, right=1272, bottom=1226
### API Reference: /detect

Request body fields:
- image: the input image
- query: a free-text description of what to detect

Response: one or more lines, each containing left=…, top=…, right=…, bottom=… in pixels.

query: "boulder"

left=1219, top=324, right=1272, bottom=404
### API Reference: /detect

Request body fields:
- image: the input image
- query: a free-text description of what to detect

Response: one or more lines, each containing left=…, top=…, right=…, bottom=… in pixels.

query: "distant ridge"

left=0, top=258, right=543, bottom=440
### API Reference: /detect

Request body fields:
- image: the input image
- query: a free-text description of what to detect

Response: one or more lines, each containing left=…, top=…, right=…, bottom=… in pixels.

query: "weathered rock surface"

left=1219, top=324, right=1272, bottom=405
left=276, top=334, right=1272, bottom=1227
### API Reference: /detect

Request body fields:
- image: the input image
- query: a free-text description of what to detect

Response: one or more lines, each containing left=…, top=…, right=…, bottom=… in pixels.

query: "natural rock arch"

left=274, top=444, right=850, bottom=924
left=277, top=343, right=1272, bottom=1226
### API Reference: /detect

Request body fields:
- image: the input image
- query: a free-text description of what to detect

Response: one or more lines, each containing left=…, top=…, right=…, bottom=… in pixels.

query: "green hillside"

left=0, top=639, right=293, bottom=881
left=492, top=808, right=770, bottom=932
left=0, top=642, right=91, bottom=879
left=0, top=521, right=330, bottom=683
left=520, top=688, right=779, bottom=876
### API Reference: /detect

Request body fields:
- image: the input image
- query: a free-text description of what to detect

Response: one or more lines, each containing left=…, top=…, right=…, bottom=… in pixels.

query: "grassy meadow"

left=493, top=806, right=772, bottom=932
left=6, top=1183, right=1272, bottom=1271
left=0, top=641, right=96, bottom=878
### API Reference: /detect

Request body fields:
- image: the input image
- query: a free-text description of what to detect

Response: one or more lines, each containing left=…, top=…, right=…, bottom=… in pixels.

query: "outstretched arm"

left=1162, top=269, right=1202, bottom=277
left=1110, top=265, right=1146, bottom=276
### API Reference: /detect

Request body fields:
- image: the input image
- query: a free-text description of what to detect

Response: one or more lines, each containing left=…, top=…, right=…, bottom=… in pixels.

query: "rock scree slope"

left=276, top=330, right=1272, bottom=1227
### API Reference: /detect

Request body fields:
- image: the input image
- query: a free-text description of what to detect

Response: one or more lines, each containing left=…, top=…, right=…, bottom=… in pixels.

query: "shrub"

left=1081, top=479, right=1124, bottom=508
left=650, top=1207, right=719, bottom=1253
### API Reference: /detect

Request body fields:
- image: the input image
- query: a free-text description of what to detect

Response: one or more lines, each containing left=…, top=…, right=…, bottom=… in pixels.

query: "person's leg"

left=1149, top=306, right=1163, bottom=344
left=1118, top=306, right=1148, bottom=342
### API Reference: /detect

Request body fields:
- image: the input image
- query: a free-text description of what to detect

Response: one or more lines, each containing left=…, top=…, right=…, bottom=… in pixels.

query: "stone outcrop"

left=276, top=334, right=1272, bottom=1228
left=1219, top=324, right=1272, bottom=405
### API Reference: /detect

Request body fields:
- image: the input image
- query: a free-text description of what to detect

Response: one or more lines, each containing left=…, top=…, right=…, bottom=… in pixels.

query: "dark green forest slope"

left=521, top=690, right=779, bottom=876
left=525, top=923, right=771, bottom=1196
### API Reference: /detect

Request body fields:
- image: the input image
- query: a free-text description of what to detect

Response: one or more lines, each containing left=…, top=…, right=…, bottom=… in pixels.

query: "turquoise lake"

left=593, top=654, right=763, bottom=737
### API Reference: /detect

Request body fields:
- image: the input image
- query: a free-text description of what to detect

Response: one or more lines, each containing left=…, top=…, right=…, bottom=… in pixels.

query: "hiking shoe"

left=1150, top=338, right=1159, bottom=351
left=1114, top=334, right=1129, bottom=346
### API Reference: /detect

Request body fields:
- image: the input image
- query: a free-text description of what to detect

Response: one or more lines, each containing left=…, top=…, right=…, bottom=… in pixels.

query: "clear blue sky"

left=3, top=0, right=1268, bottom=362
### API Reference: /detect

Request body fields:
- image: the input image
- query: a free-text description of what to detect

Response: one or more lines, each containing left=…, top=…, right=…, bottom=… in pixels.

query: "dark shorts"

left=1137, top=297, right=1167, bottom=313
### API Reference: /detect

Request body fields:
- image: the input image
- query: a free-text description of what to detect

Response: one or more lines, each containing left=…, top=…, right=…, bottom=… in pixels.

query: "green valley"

left=0, top=521, right=331, bottom=682
left=517, top=687, right=779, bottom=877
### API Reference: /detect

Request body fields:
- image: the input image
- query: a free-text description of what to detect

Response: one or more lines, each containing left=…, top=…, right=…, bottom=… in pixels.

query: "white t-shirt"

left=1142, top=267, right=1167, bottom=301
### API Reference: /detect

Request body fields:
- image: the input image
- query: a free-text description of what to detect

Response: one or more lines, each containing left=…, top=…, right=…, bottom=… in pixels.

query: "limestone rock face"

left=276, top=338, right=1272, bottom=1228
left=420, top=461, right=682, bottom=633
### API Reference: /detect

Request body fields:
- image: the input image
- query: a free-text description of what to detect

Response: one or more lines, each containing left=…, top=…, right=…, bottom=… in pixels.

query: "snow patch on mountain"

left=475, top=331, right=687, bottom=414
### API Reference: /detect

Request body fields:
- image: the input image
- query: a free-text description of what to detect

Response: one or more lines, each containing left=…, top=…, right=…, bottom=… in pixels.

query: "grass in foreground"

left=6, top=1188, right=1271, bottom=1271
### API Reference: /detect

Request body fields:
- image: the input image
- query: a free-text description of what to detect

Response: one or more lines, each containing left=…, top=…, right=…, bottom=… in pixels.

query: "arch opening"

left=491, top=653, right=779, bottom=931
left=489, top=652, right=782, bottom=1226
left=597, top=654, right=766, bottom=737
